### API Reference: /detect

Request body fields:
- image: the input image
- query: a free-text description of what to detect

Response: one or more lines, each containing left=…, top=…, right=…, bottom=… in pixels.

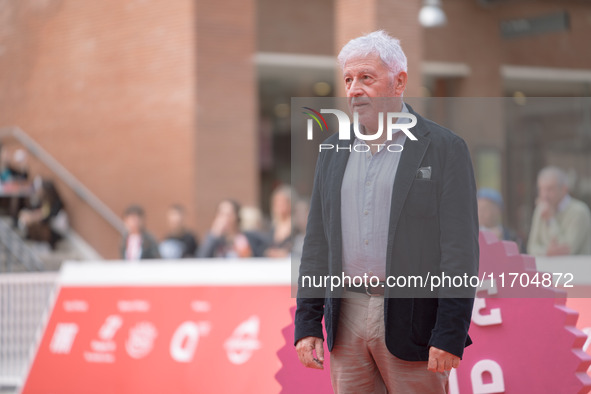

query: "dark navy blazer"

left=294, top=104, right=479, bottom=361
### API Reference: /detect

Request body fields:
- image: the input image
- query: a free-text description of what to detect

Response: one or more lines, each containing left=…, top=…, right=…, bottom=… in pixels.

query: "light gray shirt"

left=340, top=103, right=409, bottom=281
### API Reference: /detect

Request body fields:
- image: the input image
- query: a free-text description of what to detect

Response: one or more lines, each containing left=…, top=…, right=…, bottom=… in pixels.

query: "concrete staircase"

left=0, top=216, right=101, bottom=272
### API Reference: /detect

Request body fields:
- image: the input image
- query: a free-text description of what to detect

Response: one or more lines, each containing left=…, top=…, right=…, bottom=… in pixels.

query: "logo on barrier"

left=169, top=321, right=211, bottom=363
left=224, top=315, right=261, bottom=365
left=49, top=323, right=79, bottom=354
left=126, top=321, right=158, bottom=359
left=85, top=314, right=123, bottom=363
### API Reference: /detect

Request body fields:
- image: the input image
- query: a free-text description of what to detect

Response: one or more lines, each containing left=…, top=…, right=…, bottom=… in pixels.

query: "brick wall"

left=194, top=0, right=259, bottom=238
left=0, top=0, right=198, bottom=258
left=0, top=0, right=261, bottom=258
left=1, top=0, right=590, bottom=258
left=424, top=0, right=591, bottom=96
left=257, top=0, right=334, bottom=55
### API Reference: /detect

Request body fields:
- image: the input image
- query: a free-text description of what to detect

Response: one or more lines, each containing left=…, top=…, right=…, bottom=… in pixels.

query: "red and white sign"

left=23, top=235, right=591, bottom=393
left=22, top=260, right=295, bottom=394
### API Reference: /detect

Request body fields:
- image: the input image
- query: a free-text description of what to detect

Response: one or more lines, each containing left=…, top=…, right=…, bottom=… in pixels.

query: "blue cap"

left=477, top=188, right=503, bottom=208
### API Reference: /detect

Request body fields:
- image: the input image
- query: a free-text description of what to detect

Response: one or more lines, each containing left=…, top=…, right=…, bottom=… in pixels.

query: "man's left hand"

left=427, top=346, right=460, bottom=373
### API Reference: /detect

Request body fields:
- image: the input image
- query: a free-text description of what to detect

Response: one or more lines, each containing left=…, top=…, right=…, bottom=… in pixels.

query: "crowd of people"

left=122, top=165, right=591, bottom=262
left=3, top=141, right=590, bottom=261
left=120, top=185, right=309, bottom=261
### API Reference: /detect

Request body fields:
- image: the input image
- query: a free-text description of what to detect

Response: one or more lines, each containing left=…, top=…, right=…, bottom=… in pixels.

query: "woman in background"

left=159, top=204, right=199, bottom=259
left=198, top=199, right=266, bottom=258
left=264, top=185, right=294, bottom=258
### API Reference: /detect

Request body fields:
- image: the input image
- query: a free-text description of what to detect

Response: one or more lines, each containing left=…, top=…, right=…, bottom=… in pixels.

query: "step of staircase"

left=1, top=216, right=102, bottom=272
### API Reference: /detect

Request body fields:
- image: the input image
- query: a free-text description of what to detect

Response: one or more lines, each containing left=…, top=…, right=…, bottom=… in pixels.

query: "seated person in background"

left=198, top=199, right=266, bottom=258
left=240, top=205, right=265, bottom=233
left=477, top=188, right=523, bottom=251
left=527, top=166, right=591, bottom=256
left=291, top=197, right=309, bottom=260
left=19, top=179, right=67, bottom=250
left=120, top=204, right=160, bottom=260
left=0, top=148, right=29, bottom=183
left=264, top=185, right=293, bottom=258
left=0, top=148, right=31, bottom=227
left=159, top=204, right=199, bottom=259
left=239, top=205, right=270, bottom=255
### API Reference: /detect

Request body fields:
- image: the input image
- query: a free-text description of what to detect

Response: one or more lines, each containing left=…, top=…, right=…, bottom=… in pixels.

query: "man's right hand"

left=538, top=200, right=555, bottom=221
left=296, top=336, right=324, bottom=369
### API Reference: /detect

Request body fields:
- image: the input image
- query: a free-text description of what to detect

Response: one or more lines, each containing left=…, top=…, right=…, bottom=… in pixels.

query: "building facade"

left=1, top=0, right=590, bottom=256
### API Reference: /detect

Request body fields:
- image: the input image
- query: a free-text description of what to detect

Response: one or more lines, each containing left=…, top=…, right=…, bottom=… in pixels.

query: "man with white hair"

left=295, top=31, right=479, bottom=393
left=527, top=166, right=591, bottom=256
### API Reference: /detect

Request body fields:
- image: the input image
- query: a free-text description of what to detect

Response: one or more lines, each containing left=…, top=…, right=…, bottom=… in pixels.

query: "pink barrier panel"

left=22, top=261, right=296, bottom=394
left=566, top=298, right=591, bottom=374
left=451, top=232, right=591, bottom=393
left=275, top=306, right=332, bottom=394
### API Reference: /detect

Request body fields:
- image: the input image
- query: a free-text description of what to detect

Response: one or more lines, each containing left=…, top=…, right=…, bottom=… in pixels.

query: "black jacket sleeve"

left=428, top=137, right=479, bottom=359
left=294, top=151, right=329, bottom=345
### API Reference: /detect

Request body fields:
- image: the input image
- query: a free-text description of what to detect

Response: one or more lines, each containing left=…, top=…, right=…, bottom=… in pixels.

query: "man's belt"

left=345, top=282, right=386, bottom=296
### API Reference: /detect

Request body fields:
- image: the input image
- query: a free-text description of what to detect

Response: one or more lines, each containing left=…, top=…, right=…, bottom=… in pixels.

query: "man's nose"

left=347, top=78, right=363, bottom=97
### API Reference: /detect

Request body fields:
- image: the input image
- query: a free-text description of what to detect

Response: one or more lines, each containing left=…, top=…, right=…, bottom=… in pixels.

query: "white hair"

left=538, top=166, right=568, bottom=188
left=337, top=30, right=408, bottom=75
left=272, top=184, right=297, bottom=203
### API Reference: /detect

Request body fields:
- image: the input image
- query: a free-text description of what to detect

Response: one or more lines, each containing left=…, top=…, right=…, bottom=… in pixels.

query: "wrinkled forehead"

left=538, top=174, right=561, bottom=188
left=342, top=53, right=387, bottom=72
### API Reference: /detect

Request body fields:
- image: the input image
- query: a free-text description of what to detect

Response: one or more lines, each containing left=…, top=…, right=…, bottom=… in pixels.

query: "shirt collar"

left=354, top=101, right=409, bottom=145
left=399, top=101, right=409, bottom=117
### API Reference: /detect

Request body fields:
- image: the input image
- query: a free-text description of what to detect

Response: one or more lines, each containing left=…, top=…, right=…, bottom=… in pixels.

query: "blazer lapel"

left=386, top=110, right=431, bottom=258
left=329, top=136, right=353, bottom=274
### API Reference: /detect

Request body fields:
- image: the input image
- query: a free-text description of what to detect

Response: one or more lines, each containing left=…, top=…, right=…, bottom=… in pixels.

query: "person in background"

left=265, top=185, right=294, bottom=258
left=291, top=197, right=310, bottom=261
left=120, top=204, right=160, bottom=260
left=19, top=179, right=67, bottom=250
left=158, top=204, right=198, bottom=259
left=240, top=205, right=266, bottom=233
left=198, top=199, right=266, bottom=258
left=527, top=166, right=591, bottom=256
left=0, top=147, right=31, bottom=226
left=477, top=188, right=523, bottom=251
left=240, top=204, right=270, bottom=256
left=0, top=144, right=6, bottom=181
left=0, top=148, right=29, bottom=183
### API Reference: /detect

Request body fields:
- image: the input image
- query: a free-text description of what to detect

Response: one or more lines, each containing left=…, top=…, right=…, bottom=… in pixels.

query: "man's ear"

left=394, top=71, right=408, bottom=96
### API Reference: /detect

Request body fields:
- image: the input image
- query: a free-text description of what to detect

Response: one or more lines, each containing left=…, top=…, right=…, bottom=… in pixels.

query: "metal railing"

left=0, top=272, right=58, bottom=390
left=0, top=126, right=126, bottom=235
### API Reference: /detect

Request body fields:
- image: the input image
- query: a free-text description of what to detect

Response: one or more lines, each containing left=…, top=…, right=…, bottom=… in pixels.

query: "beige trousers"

left=330, top=290, right=449, bottom=394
